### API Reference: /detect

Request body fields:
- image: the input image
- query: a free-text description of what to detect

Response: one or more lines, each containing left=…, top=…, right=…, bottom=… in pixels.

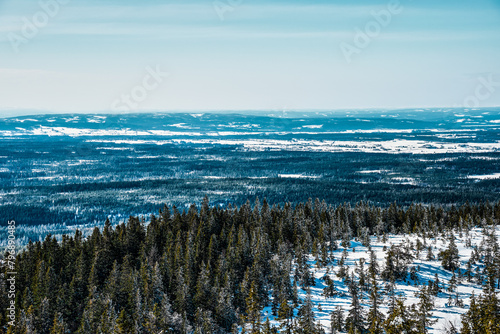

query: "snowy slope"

left=262, top=226, right=500, bottom=333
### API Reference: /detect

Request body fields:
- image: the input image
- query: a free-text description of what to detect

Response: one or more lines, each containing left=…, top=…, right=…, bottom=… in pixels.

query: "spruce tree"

left=330, top=306, right=344, bottom=334
left=244, top=281, right=262, bottom=334
left=322, top=273, right=337, bottom=298
left=439, top=235, right=460, bottom=272
left=277, top=293, right=294, bottom=334
left=383, top=298, right=416, bottom=334
left=297, top=289, right=319, bottom=334
left=415, top=285, right=436, bottom=334
left=346, top=274, right=365, bottom=334
left=367, top=267, right=384, bottom=334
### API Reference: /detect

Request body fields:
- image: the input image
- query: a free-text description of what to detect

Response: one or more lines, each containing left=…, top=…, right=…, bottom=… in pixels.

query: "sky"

left=0, top=0, right=500, bottom=114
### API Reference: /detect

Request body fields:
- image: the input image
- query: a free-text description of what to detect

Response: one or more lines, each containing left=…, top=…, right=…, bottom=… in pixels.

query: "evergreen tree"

left=346, top=274, right=365, bottom=334
left=262, top=318, right=277, bottom=334
left=322, top=273, right=337, bottom=298
left=277, top=293, right=295, bottom=334
left=244, top=282, right=262, bottom=334
left=383, top=298, right=416, bottom=334
left=367, top=267, right=384, bottom=334
left=50, top=313, right=68, bottom=334
left=296, top=289, right=320, bottom=334
left=330, top=306, right=344, bottom=334
left=415, top=285, right=436, bottom=334
left=439, top=235, right=460, bottom=272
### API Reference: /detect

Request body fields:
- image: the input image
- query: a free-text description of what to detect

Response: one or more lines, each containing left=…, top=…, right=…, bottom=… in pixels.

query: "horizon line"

left=0, top=106, right=499, bottom=118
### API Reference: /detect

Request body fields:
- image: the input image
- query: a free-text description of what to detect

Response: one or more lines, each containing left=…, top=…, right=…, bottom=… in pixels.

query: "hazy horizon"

left=2, top=106, right=500, bottom=119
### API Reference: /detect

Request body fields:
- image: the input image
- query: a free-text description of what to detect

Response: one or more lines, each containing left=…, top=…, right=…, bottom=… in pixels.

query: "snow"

left=467, top=173, right=500, bottom=180
left=96, top=146, right=134, bottom=151
left=5, top=125, right=494, bottom=139
left=357, top=170, right=390, bottom=174
left=469, top=156, right=500, bottom=160
left=302, top=125, right=324, bottom=129
left=82, top=138, right=500, bottom=155
left=261, top=227, right=500, bottom=334
left=15, top=118, right=38, bottom=122
left=85, top=116, right=107, bottom=123
left=169, top=123, right=192, bottom=129
left=63, top=116, right=80, bottom=122
left=390, top=177, right=418, bottom=185
left=278, top=174, right=321, bottom=179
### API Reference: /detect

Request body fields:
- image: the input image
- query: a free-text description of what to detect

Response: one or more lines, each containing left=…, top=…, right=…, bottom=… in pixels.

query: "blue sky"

left=0, top=0, right=500, bottom=113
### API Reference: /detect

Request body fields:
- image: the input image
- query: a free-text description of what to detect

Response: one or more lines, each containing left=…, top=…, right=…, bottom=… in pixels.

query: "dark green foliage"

left=346, top=273, right=366, bottom=334
left=381, top=244, right=414, bottom=282
left=330, top=306, right=344, bottom=334
left=296, top=289, right=322, bottom=334
left=461, top=290, right=500, bottom=334
left=383, top=298, right=417, bottom=334
left=0, top=199, right=499, bottom=333
left=439, top=235, right=460, bottom=272
left=415, top=286, right=437, bottom=334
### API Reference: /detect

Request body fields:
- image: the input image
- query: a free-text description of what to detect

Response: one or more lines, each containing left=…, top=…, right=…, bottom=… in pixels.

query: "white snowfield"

left=262, top=227, right=500, bottom=334
left=0, top=125, right=495, bottom=137
left=278, top=174, right=321, bottom=179
left=467, top=173, right=500, bottom=180
left=80, top=138, right=500, bottom=155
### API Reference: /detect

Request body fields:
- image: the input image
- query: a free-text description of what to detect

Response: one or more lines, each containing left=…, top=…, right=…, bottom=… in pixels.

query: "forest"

left=1, top=198, right=500, bottom=333
left=2, top=111, right=500, bottom=227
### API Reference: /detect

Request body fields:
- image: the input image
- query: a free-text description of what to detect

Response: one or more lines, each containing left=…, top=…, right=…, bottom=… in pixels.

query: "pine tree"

left=321, top=273, right=337, bottom=298
left=262, top=318, right=277, bottom=334
left=50, top=313, right=68, bottom=334
left=277, top=293, right=294, bottom=334
left=385, top=278, right=397, bottom=314
left=461, top=292, right=482, bottom=334
left=367, top=267, right=384, bottom=334
left=346, top=274, right=365, bottom=334
left=194, top=261, right=212, bottom=311
left=295, top=241, right=315, bottom=287
left=383, top=298, right=416, bottom=334
left=439, top=235, right=460, bottom=272
left=447, top=272, right=457, bottom=307
left=116, top=309, right=132, bottom=334
left=244, top=281, right=262, bottom=334
left=330, top=306, right=344, bottom=334
left=356, top=259, right=368, bottom=291
left=368, top=248, right=379, bottom=278
left=296, top=289, right=320, bottom=334
left=415, top=285, right=436, bottom=334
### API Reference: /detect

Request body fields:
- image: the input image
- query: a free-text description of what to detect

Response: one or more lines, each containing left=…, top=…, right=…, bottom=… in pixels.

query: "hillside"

left=265, top=226, right=500, bottom=333
left=1, top=200, right=499, bottom=333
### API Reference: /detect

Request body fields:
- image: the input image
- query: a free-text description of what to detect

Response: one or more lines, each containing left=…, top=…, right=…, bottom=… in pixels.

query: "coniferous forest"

left=1, top=198, right=500, bottom=334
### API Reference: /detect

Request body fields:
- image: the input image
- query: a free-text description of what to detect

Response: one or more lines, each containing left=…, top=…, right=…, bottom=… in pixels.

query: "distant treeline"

left=1, top=199, right=499, bottom=333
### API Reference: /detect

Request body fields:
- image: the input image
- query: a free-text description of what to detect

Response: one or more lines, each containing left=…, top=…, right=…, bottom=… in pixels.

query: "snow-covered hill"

left=262, top=226, right=500, bottom=333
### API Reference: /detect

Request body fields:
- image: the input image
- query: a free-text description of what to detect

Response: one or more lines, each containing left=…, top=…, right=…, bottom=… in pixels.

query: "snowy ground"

left=262, top=226, right=500, bottom=333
